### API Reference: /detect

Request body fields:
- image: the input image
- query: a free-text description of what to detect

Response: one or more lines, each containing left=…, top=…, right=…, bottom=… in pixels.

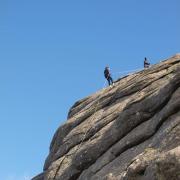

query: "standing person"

left=144, top=57, right=150, bottom=68
left=104, top=66, right=114, bottom=87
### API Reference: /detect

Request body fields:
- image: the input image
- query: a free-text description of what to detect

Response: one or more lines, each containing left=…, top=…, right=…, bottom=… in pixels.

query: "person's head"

left=105, top=66, right=109, bottom=70
left=144, top=57, right=147, bottom=61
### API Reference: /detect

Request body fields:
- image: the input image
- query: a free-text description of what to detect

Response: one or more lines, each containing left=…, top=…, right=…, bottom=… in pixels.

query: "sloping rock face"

left=33, top=55, right=180, bottom=180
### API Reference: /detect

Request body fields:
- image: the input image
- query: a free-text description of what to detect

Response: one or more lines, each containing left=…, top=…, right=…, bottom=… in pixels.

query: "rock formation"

left=33, top=55, right=180, bottom=180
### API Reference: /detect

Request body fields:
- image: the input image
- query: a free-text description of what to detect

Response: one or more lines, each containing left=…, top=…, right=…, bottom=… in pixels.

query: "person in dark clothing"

left=144, top=57, right=150, bottom=68
left=104, top=66, right=114, bottom=86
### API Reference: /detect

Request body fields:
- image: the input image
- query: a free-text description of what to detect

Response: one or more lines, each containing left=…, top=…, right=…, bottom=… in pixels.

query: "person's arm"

left=144, top=61, right=150, bottom=65
left=107, top=69, right=111, bottom=77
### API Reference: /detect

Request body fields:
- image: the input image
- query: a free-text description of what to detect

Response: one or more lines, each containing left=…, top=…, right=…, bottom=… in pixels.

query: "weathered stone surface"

left=33, top=55, right=180, bottom=180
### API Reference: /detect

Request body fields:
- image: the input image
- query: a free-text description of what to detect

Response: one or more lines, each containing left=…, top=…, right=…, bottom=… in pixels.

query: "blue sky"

left=0, top=0, right=179, bottom=179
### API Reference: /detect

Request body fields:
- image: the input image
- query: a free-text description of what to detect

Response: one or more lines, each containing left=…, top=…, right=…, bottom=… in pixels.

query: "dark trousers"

left=107, top=76, right=114, bottom=86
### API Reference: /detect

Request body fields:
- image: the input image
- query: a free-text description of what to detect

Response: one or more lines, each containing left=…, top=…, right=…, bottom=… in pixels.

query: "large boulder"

left=33, top=54, right=180, bottom=180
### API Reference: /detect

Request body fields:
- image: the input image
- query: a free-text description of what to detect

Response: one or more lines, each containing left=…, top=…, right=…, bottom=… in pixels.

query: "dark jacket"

left=104, top=68, right=110, bottom=79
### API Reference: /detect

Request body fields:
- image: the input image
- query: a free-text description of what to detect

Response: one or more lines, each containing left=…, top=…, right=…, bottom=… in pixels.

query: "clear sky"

left=0, top=0, right=179, bottom=179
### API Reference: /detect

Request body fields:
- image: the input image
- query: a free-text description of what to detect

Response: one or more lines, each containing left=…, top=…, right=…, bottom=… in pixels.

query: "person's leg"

left=109, top=76, right=114, bottom=85
left=107, top=77, right=111, bottom=86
